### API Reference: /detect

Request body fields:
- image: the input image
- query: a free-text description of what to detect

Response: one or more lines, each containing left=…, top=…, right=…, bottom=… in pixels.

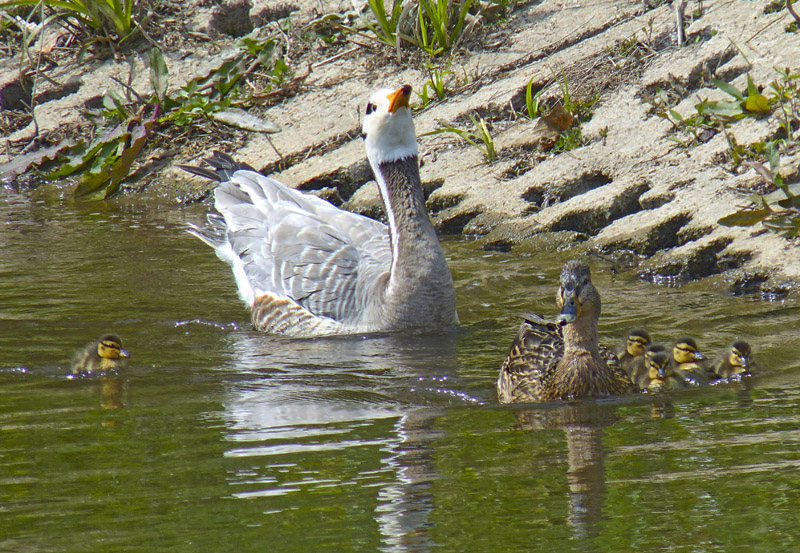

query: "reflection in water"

left=515, top=401, right=620, bottom=541
left=221, top=330, right=459, bottom=551
left=375, top=410, right=440, bottom=552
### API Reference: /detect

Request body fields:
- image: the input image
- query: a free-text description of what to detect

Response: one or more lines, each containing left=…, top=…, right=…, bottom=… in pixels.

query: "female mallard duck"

left=72, top=334, right=130, bottom=375
left=618, top=328, right=651, bottom=378
left=636, top=349, right=688, bottom=392
left=182, top=85, right=457, bottom=337
left=710, top=340, right=752, bottom=380
left=496, top=259, right=635, bottom=403
left=669, top=337, right=707, bottom=384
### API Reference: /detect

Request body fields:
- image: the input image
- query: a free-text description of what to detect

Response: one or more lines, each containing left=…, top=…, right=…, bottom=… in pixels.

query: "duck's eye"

left=365, top=102, right=376, bottom=115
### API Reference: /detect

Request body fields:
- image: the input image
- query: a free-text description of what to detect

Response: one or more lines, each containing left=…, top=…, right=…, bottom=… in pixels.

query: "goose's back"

left=198, top=170, right=393, bottom=335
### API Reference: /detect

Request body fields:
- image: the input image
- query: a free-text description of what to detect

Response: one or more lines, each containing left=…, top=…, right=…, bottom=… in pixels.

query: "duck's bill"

left=119, top=348, right=131, bottom=359
left=556, top=291, right=579, bottom=325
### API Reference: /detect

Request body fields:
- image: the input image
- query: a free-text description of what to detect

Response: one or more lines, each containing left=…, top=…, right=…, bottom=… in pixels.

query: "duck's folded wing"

left=205, top=170, right=391, bottom=322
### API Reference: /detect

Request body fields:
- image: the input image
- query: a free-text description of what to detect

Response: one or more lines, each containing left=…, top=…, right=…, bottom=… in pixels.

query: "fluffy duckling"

left=629, top=344, right=666, bottom=387
left=637, top=350, right=688, bottom=392
left=72, top=334, right=130, bottom=375
left=496, top=259, right=635, bottom=403
left=710, top=340, right=752, bottom=380
left=618, top=328, right=651, bottom=378
left=670, top=337, right=707, bottom=384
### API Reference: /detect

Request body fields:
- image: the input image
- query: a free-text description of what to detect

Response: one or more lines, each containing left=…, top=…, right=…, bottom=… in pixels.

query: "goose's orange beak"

left=388, top=85, right=412, bottom=113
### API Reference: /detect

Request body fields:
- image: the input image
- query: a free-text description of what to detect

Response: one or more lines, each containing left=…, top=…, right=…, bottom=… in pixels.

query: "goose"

left=496, top=259, right=635, bottom=403
left=182, top=85, right=457, bottom=336
left=72, top=334, right=130, bottom=375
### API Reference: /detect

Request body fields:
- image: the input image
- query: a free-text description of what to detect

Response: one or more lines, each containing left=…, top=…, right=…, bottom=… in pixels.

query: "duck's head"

left=97, top=334, right=130, bottom=360
left=555, top=259, right=599, bottom=325
left=727, top=340, right=752, bottom=374
left=625, top=328, right=651, bottom=357
left=647, top=350, right=672, bottom=380
left=672, top=337, right=704, bottom=364
left=362, top=85, right=417, bottom=166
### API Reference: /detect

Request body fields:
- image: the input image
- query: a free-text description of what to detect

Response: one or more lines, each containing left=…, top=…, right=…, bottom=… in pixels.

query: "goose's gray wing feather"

left=211, top=170, right=390, bottom=322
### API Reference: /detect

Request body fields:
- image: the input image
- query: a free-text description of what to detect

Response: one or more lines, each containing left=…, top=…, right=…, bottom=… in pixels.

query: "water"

left=1, top=187, right=799, bottom=552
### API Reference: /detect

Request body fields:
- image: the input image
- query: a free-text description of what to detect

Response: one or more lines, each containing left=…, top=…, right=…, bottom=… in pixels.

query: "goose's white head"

left=362, top=85, right=418, bottom=165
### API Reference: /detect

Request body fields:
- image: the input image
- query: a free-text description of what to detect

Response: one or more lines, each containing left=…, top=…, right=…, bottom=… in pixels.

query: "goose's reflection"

left=222, top=329, right=458, bottom=551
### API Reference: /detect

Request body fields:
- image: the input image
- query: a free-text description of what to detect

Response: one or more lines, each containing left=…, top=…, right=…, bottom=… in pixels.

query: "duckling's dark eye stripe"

left=101, top=342, right=120, bottom=349
left=629, top=338, right=648, bottom=345
left=676, top=346, right=695, bottom=353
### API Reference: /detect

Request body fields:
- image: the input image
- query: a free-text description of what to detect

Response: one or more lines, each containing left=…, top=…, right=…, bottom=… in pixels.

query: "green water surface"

left=1, top=188, right=799, bottom=552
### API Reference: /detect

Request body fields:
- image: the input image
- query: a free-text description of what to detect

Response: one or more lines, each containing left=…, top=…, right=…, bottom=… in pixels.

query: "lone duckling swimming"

left=670, top=337, right=706, bottom=384
left=710, top=340, right=752, bottom=380
left=636, top=350, right=688, bottom=392
left=496, top=259, right=635, bottom=403
left=619, top=328, right=651, bottom=378
left=72, top=334, right=130, bottom=375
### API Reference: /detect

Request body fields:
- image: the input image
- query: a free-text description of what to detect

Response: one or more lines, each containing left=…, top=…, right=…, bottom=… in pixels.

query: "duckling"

left=710, top=340, right=752, bottom=380
left=670, top=337, right=707, bottom=384
left=637, top=350, right=688, bottom=392
left=618, top=328, right=651, bottom=378
left=72, top=334, right=130, bottom=375
left=496, top=259, right=635, bottom=403
left=629, top=344, right=667, bottom=387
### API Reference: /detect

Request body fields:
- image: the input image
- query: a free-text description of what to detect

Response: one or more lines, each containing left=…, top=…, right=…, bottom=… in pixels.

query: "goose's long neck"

left=372, top=155, right=443, bottom=287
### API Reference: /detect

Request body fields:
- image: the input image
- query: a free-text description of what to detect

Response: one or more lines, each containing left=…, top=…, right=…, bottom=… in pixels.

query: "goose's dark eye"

left=365, top=102, right=376, bottom=115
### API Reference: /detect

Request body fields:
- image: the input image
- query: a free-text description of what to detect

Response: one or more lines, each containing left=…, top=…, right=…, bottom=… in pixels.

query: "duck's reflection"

left=222, top=329, right=458, bottom=551
left=514, top=401, right=619, bottom=541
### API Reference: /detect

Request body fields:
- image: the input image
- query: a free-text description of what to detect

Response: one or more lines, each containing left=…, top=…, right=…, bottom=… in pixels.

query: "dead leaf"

left=539, top=104, right=574, bottom=133
left=210, top=108, right=280, bottom=133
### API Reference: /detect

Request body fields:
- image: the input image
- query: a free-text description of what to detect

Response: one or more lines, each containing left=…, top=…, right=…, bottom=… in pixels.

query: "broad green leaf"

left=668, top=109, right=684, bottom=122
left=0, top=139, right=77, bottom=182
left=718, top=208, right=771, bottom=227
left=711, top=78, right=744, bottom=100
left=697, top=99, right=745, bottom=119
left=744, top=93, right=770, bottom=113
left=149, top=48, right=169, bottom=106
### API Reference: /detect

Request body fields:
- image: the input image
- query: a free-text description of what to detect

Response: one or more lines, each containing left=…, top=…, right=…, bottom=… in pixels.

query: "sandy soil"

left=1, top=0, right=798, bottom=295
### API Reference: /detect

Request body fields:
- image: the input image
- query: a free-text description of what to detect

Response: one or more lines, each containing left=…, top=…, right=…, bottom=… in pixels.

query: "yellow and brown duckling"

left=670, top=337, right=707, bottom=385
left=71, top=334, right=130, bottom=375
left=637, top=349, right=689, bottom=392
left=629, top=344, right=666, bottom=387
left=619, top=328, right=651, bottom=378
left=710, top=340, right=752, bottom=380
left=496, top=259, right=635, bottom=403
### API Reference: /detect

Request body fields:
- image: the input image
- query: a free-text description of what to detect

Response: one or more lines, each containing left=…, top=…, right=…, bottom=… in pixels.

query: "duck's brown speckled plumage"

left=497, top=260, right=635, bottom=403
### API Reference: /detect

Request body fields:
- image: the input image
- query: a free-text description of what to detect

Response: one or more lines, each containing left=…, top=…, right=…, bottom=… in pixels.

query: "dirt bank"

left=1, top=0, right=798, bottom=295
